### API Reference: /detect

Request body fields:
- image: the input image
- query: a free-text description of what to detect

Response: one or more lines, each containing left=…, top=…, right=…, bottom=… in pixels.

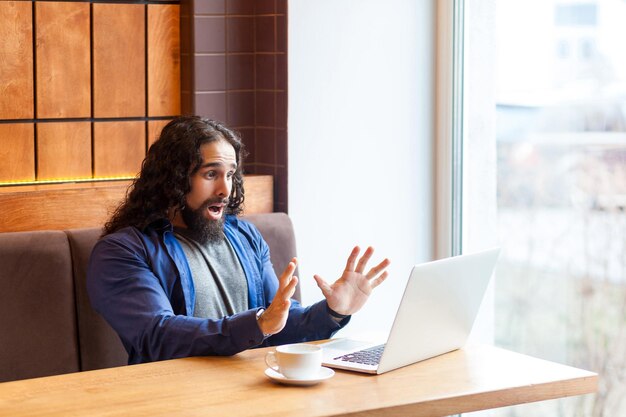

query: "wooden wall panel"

left=242, top=175, right=274, bottom=214
left=93, top=122, right=145, bottom=178
left=36, top=122, right=91, bottom=181
left=93, top=4, right=145, bottom=118
left=0, top=175, right=272, bottom=233
left=36, top=2, right=90, bottom=118
left=0, top=2, right=33, bottom=120
left=0, top=124, right=35, bottom=182
left=148, top=5, right=181, bottom=117
left=0, top=181, right=129, bottom=233
left=147, top=119, right=171, bottom=148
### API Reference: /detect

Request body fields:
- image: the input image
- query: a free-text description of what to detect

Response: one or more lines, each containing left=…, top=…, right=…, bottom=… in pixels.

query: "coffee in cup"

left=265, top=343, right=322, bottom=379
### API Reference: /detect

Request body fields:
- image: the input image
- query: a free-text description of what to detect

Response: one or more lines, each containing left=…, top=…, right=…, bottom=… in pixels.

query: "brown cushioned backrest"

left=66, top=213, right=299, bottom=372
left=242, top=213, right=301, bottom=302
left=66, top=228, right=128, bottom=371
left=0, top=230, right=80, bottom=382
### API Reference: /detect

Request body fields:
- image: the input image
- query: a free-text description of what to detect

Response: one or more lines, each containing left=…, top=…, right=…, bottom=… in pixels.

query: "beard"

left=180, top=197, right=228, bottom=244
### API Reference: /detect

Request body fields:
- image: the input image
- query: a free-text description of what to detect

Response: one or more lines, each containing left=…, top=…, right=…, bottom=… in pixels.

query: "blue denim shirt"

left=87, top=215, right=346, bottom=364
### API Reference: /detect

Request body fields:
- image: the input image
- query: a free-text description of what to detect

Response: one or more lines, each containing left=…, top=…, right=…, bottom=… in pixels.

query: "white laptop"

left=320, top=248, right=500, bottom=374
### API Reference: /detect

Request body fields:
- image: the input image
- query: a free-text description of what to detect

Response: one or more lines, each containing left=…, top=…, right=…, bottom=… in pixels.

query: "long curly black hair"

left=103, top=116, right=246, bottom=235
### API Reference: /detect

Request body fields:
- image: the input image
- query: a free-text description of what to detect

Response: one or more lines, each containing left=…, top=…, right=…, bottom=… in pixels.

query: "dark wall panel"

left=181, top=0, right=288, bottom=212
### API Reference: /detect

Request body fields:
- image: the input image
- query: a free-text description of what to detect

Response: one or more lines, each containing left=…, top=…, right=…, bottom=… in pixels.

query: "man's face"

left=180, top=139, right=237, bottom=243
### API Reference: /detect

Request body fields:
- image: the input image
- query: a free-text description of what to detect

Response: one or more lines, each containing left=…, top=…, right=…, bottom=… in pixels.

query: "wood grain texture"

left=0, top=345, right=597, bottom=417
left=93, top=4, right=145, bottom=118
left=242, top=174, right=273, bottom=214
left=36, top=122, right=91, bottom=181
left=0, top=181, right=129, bottom=233
left=147, top=119, right=170, bottom=148
left=0, top=175, right=272, bottom=232
left=93, top=122, right=145, bottom=178
left=0, top=1, right=34, bottom=119
left=0, top=124, right=35, bottom=182
left=148, top=4, right=181, bottom=117
left=36, top=2, right=91, bottom=118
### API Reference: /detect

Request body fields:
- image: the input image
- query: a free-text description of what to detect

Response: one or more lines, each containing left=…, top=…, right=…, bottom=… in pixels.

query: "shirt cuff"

left=326, top=304, right=350, bottom=320
left=227, top=309, right=266, bottom=349
left=319, top=300, right=351, bottom=327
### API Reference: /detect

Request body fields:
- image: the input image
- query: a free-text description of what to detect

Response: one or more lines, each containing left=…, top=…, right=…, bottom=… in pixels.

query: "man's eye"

left=205, top=171, right=217, bottom=179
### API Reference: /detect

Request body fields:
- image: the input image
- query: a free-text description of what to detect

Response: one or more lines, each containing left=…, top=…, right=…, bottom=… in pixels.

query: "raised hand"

left=313, top=246, right=390, bottom=316
left=257, top=258, right=299, bottom=336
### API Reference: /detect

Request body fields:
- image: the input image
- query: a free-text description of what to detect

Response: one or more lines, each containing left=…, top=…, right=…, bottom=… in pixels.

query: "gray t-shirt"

left=174, top=228, right=249, bottom=319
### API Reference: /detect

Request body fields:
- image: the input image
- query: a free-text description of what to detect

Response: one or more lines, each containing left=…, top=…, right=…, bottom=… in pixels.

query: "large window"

left=465, top=0, right=626, bottom=415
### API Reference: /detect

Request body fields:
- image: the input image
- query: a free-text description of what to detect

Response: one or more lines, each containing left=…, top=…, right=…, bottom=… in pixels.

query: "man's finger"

left=268, top=275, right=298, bottom=316
left=355, top=246, right=374, bottom=273
left=277, top=275, right=298, bottom=300
left=344, top=246, right=360, bottom=271
left=313, top=274, right=332, bottom=297
left=284, top=276, right=298, bottom=299
left=371, top=271, right=389, bottom=289
left=366, top=258, right=391, bottom=279
left=279, top=258, right=297, bottom=287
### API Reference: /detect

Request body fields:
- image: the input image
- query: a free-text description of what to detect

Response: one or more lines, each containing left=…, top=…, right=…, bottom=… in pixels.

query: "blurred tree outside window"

left=487, top=0, right=626, bottom=416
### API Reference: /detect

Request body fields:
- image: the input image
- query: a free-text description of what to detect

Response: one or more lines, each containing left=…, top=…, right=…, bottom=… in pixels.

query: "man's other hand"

left=313, top=246, right=390, bottom=316
left=257, top=258, right=298, bottom=336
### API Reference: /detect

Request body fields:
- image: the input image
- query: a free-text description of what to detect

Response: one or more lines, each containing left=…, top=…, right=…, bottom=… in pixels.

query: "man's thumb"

left=313, top=275, right=331, bottom=295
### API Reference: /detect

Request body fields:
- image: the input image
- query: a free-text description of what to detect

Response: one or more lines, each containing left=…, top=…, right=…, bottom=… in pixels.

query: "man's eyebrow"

left=199, top=161, right=238, bottom=169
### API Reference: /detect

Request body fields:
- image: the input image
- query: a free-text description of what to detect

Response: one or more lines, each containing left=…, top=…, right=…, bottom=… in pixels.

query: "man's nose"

left=215, top=175, right=230, bottom=197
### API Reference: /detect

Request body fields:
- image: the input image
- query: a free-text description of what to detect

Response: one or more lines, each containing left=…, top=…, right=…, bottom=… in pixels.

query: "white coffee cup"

left=265, top=344, right=322, bottom=379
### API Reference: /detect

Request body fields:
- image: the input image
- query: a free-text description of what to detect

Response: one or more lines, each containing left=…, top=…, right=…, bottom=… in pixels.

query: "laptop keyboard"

left=333, top=344, right=386, bottom=366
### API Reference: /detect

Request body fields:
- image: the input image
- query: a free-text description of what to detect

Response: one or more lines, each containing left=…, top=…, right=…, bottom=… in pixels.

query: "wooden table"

left=0, top=344, right=597, bottom=417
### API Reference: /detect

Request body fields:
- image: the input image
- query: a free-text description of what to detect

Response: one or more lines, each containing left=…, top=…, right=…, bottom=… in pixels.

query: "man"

left=87, top=116, right=390, bottom=365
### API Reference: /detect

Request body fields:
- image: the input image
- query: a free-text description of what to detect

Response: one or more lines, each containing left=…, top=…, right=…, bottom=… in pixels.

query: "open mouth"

left=206, top=204, right=224, bottom=219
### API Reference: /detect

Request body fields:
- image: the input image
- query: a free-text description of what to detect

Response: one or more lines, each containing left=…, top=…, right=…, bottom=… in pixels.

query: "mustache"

left=199, top=197, right=230, bottom=210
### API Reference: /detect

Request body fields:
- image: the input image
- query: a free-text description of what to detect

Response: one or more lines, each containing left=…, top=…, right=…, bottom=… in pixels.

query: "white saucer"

left=265, top=367, right=335, bottom=386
